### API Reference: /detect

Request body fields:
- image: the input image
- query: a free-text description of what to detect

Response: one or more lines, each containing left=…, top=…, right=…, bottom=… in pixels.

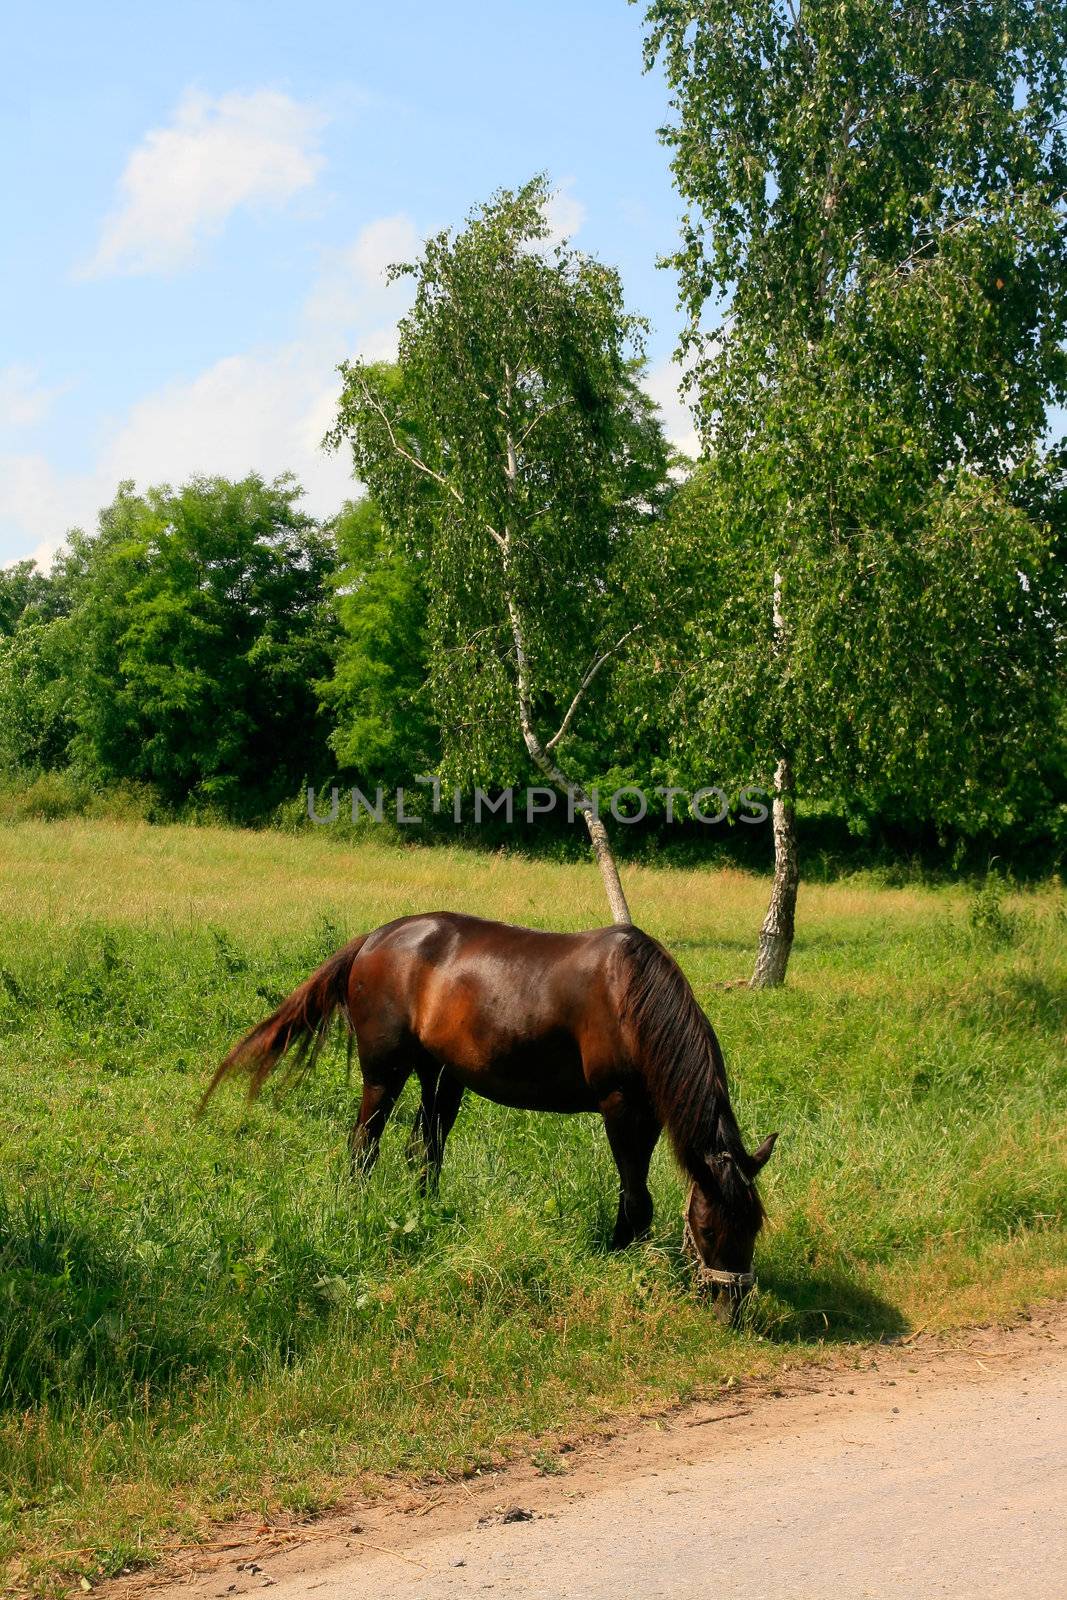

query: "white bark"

left=750, top=754, right=799, bottom=988
left=751, top=569, right=799, bottom=987
left=506, top=594, right=632, bottom=925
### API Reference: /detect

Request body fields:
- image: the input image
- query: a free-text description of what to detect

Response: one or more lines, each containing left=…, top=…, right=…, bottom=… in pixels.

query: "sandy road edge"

left=101, top=1301, right=1067, bottom=1600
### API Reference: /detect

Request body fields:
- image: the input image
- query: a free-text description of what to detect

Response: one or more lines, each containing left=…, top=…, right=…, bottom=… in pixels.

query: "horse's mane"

left=620, top=928, right=764, bottom=1222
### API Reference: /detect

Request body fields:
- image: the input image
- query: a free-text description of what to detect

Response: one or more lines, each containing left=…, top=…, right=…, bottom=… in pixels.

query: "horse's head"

left=684, top=1131, right=778, bottom=1319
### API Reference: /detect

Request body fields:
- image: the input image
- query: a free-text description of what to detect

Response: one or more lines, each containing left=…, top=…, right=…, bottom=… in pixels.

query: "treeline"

left=1, top=440, right=1062, bottom=854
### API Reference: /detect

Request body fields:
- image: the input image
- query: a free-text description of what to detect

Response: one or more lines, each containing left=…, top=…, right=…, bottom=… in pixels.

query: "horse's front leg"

left=600, top=1090, right=660, bottom=1249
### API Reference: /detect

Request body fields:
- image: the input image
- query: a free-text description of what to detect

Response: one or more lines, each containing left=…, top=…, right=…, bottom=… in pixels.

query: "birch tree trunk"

left=498, top=400, right=632, bottom=927
left=750, top=754, right=799, bottom=987
left=750, top=566, right=798, bottom=986
left=582, top=809, right=632, bottom=925
left=505, top=592, right=632, bottom=926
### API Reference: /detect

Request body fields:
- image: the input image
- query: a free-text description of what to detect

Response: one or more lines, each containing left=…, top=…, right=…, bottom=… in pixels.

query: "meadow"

left=0, top=818, right=1064, bottom=1594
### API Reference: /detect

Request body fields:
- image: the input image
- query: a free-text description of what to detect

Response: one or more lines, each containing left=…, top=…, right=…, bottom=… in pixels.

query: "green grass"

left=0, top=819, right=1064, bottom=1593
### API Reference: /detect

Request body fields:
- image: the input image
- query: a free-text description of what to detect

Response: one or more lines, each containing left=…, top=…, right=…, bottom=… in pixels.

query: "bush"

left=969, top=868, right=1019, bottom=945
left=0, top=774, right=162, bottom=826
left=0, top=771, right=91, bottom=822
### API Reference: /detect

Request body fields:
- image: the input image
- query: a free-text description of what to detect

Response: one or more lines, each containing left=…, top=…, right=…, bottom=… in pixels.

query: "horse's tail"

left=198, top=934, right=369, bottom=1113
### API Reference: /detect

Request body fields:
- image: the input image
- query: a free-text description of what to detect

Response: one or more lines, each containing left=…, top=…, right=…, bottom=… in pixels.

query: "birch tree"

left=641, top=0, right=1067, bottom=984
left=327, top=179, right=669, bottom=923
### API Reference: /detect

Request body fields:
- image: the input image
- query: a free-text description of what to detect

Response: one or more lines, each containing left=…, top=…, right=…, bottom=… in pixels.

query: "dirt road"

left=124, top=1308, right=1066, bottom=1600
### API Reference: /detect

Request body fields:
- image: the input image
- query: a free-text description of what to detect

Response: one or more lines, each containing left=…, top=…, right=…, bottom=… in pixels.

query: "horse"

left=202, top=912, right=778, bottom=1301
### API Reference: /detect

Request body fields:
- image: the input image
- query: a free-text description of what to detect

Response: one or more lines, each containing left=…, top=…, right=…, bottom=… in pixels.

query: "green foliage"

left=968, top=866, right=1020, bottom=944
left=640, top=0, right=1067, bottom=835
left=642, top=0, right=1067, bottom=428
left=327, top=178, right=671, bottom=789
left=0, top=622, right=75, bottom=774
left=317, top=497, right=439, bottom=785
left=654, top=457, right=1061, bottom=834
left=51, top=475, right=338, bottom=813
left=0, top=561, right=54, bottom=635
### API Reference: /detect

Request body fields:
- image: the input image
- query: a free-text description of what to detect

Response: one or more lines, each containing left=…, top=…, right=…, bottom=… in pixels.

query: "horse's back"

left=347, top=912, right=637, bottom=1109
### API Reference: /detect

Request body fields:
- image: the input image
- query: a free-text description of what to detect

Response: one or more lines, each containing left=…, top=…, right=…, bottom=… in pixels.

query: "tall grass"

left=0, top=821, right=1063, bottom=1593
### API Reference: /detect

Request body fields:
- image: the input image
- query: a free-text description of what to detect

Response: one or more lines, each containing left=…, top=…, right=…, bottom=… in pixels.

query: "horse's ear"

left=748, top=1131, right=779, bottom=1172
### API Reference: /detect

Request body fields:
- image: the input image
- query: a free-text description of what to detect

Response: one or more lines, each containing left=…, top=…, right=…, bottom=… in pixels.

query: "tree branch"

left=785, top=0, right=814, bottom=78
left=545, top=624, right=643, bottom=752
left=503, top=587, right=633, bottom=924
left=504, top=593, right=572, bottom=791
left=517, top=400, right=565, bottom=449
left=357, top=375, right=465, bottom=507
left=358, top=373, right=506, bottom=548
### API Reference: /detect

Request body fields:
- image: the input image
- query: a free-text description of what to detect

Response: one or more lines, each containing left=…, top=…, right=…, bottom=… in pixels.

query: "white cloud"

left=644, top=355, right=701, bottom=460
left=541, top=179, right=586, bottom=249
left=0, top=452, right=107, bottom=569
left=348, top=214, right=420, bottom=286
left=99, top=347, right=354, bottom=512
left=82, top=88, right=327, bottom=278
left=303, top=214, right=420, bottom=331
left=102, top=214, right=420, bottom=503
left=2, top=215, right=419, bottom=568
left=0, top=365, right=66, bottom=428
left=357, top=324, right=402, bottom=363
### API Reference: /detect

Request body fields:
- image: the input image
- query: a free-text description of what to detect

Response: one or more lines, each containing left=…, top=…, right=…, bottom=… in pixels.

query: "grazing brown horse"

left=203, top=913, right=778, bottom=1296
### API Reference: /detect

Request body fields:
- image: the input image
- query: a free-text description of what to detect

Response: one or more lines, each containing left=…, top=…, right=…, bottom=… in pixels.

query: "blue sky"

left=1, top=0, right=696, bottom=567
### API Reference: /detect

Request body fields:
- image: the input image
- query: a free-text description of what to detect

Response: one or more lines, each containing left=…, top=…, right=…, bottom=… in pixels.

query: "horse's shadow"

left=634, top=1239, right=907, bottom=1344
left=741, top=1265, right=907, bottom=1343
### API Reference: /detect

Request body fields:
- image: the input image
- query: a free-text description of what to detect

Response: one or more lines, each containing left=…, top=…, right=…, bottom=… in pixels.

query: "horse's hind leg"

left=348, top=1062, right=407, bottom=1177
left=405, top=1102, right=428, bottom=1171
left=600, top=1091, right=660, bottom=1249
left=412, top=1065, right=464, bottom=1192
